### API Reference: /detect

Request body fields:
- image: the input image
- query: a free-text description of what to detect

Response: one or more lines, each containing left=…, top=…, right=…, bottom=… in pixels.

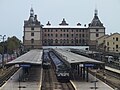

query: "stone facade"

left=96, top=33, right=120, bottom=53
left=23, top=8, right=105, bottom=50
left=23, top=8, right=42, bottom=50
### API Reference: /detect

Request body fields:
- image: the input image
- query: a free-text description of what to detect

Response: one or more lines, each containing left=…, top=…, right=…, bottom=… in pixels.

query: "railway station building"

left=23, top=8, right=105, bottom=50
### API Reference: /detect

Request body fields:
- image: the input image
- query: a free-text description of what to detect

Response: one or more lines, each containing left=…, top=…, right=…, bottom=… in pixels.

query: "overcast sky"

left=0, top=0, right=120, bottom=41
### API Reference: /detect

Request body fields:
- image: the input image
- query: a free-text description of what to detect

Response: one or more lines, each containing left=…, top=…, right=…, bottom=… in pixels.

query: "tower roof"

left=24, top=8, right=41, bottom=26
left=89, top=9, right=104, bottom=27
left=59, top=18, right=69, bottom=26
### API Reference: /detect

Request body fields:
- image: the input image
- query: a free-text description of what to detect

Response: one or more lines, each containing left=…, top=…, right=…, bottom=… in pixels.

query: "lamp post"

left=0, top=35, right=6, bottom=68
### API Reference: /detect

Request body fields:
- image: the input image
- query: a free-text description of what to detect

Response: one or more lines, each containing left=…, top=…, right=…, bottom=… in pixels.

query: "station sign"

left=19, top=64, right=31, bottom=67
left=84, top=64, right=94, bottom=67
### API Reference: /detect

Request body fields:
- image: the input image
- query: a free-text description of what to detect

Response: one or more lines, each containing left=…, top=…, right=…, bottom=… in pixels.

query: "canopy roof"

left=54, top=49, right=104, bottom=64
left=6, top=49, right=43, bottom=66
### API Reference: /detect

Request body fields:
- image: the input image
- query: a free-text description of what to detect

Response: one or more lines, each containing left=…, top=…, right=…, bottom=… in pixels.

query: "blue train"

left=42, top=49, right=51, bottom=69
left=49, top=51, right=70, bottom=80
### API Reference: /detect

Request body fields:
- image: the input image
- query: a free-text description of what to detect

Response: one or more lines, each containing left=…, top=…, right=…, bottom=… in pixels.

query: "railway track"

left=41, top=51, right=75, bottom=90
left=0, top=66, right=19, bottom=87
left=105, top=69, right=120, bottom=80
left=60, top=82, right=74, bottom=90
left=89, top=68, right=120, bottom=89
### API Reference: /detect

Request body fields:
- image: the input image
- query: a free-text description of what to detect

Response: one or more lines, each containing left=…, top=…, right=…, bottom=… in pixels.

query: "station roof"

left=6, top=49, right=43, bottom=66
left=54, top=49, right=104, bottom=64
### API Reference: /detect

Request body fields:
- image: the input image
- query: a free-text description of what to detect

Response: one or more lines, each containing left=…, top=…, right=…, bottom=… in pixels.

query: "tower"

left=88, top=9, right=105, bottom=50
left=23, top=8, right=42, bottom=50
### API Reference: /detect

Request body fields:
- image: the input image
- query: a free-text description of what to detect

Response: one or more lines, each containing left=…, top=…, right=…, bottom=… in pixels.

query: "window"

left=64, top=34, right=65, bottom=37
left=31, top=27, right=34, bottom=30
left=71, top=39, right=74, bottom=43
left=60, top=39, right=62, bottom=43
left=75, top=39, right=78, bottom=43
left=60, top=34, right=62, bottom=37
left=56, top=34, right=58, bottom=37
left=107, top=42, right=109, bottom=46
left=48, top=34, right=50, bottom=37
left=48, top=29, right=49, bottom=32
left=96, top=33, right=99, bottom=37
left=82, top=34, right=84, bottom=37
left=31, top=45, right=34, bottom=49
left=76, top=34, right=78, bottom=37
left=67, top=39, right=69, bottom=43
left=67, top=34, right=69, bottom=37
left=116, top=45, right=118, bottom=48
left=31, top=39, right=34, bottom=44
left=116, top=37, right=118, bottom=41
left=79, top=39, right=81, bottom=43
left=71, top=34, right=73, bottom=37
left=51, top=34, right=53, bottom=37
left=31, top=32, right=34, bottom=36
left=44, top=34, right=46, bottom=36
left=51, top=29, right=53, bottom=32
left=113, top=48, right=115, bottom=51
left=86, top=34, right=88, bottom=38
left=55, top=39, right=58, bottom=43
left=44, top=39, right=47, bottom=44
left=63, top=39, right=66, bottom=44
left=79, top=34, right=81, bottom=38
left=96, top=29, right=99, bottom=32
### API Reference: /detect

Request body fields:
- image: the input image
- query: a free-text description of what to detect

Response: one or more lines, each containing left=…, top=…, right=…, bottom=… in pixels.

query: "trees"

left=0, top=36, right=22, bottom=54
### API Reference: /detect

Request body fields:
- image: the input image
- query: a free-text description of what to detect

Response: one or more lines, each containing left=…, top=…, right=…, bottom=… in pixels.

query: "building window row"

left=113, top=37, right=119, bottom=41
left=44, top=29, right=86, bottom=32
left=43, top=39, right=86, bottom=44
left=44, top=33, right=86, bottom=38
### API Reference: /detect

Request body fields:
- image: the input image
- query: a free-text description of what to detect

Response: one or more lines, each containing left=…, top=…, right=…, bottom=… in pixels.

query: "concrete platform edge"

left=70, top=80, right=77, bottom=90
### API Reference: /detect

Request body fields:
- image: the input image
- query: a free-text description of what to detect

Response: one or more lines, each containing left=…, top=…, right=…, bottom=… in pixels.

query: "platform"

left=0, top=66, right=43, bottom=90
left=71, top=73, right=114, bottom=90
left=105, top=66, right=120, bottom=74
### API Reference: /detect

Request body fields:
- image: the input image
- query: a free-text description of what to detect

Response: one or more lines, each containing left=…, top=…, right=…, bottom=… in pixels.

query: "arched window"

left=60, top=39, right=62, bottom=43
left=51, top=39, right=53, bottom=43
left=55, top=39, right=58, bottom=43
left=67, top=39, right=69, bottom=43
left=71, top=39, right=74, bottom=43
left=63, top=39, right=66, bottom=44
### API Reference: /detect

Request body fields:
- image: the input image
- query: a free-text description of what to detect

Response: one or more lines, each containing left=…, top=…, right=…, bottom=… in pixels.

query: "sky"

left=0, top=0, right=120, bottom=41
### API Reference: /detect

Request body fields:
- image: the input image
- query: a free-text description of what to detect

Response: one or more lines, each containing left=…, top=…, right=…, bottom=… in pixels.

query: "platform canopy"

left=6, top=49, right=43, bottom=66
left=54, top=49, right=104, bottom=64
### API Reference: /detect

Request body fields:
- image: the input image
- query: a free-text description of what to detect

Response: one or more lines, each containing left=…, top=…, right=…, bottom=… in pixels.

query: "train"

left=42, top=49, right=51, bottom=69
left=49, top=51, right=70, bottom=80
